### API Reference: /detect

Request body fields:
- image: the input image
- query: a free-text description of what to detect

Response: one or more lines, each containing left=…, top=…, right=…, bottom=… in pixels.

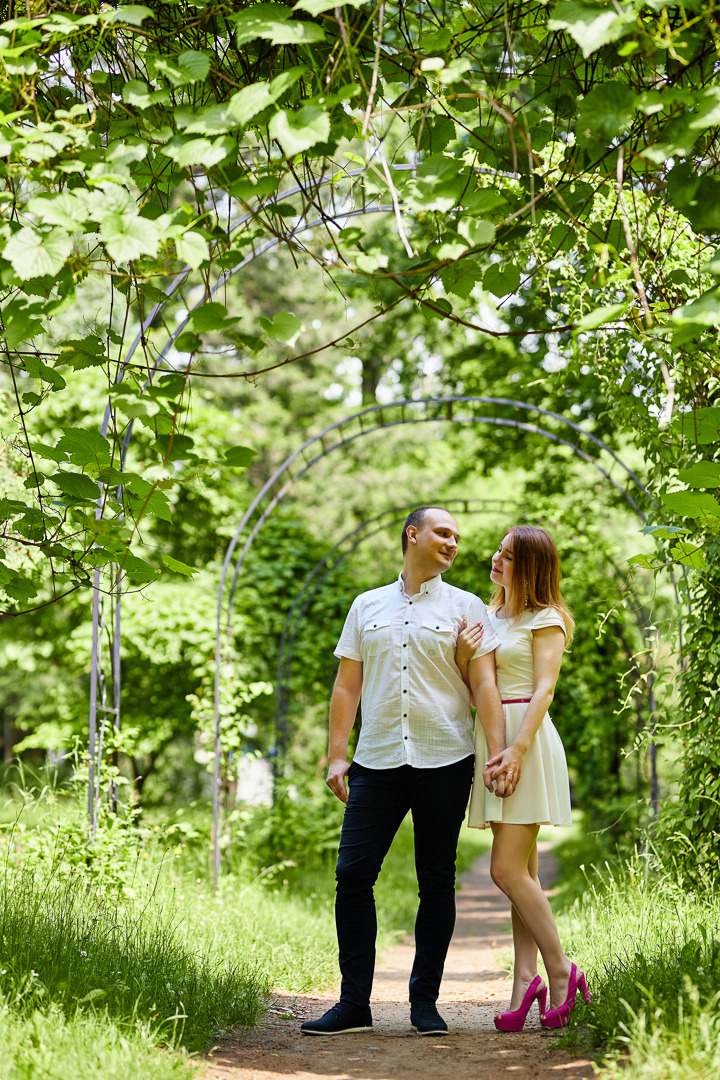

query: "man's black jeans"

left=335, top=754, right=474, bottom=1008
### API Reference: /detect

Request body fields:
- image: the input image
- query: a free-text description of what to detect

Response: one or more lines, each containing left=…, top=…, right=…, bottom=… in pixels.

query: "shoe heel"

left=537, top=987, right=547, bottom=1015
left=578, top=973, right=591, bottom=1005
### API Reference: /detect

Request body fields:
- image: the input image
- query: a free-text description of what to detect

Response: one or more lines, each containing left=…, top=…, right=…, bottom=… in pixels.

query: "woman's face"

left=490, top=532, right=515, bottom=594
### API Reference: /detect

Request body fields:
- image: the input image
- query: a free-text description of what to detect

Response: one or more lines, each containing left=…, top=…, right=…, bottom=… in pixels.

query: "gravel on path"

left=203, top=844, right=595, bottom=1080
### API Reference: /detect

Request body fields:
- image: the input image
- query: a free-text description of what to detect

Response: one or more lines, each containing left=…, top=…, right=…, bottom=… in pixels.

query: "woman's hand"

left=455, top=618, right=484, bottom=684
left=485, top=743, right=526, bottom=795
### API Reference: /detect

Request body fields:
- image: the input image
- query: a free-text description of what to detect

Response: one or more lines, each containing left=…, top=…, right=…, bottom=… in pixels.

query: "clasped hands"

left=483, top=744, right=524, bottom=798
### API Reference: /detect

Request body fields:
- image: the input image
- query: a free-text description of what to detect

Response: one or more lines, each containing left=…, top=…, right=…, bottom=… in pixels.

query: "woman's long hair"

left=488, top=525, right=575, bottom=641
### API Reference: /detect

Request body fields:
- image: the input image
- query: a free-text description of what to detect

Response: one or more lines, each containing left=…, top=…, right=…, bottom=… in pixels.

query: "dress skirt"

left=467, top=701, right=572, bottom=828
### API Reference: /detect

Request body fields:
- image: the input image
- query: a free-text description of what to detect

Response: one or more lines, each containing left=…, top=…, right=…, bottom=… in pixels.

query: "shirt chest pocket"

left=419, top=617, right=456, bottom=659
left=361, top=619, right=392, bottom=659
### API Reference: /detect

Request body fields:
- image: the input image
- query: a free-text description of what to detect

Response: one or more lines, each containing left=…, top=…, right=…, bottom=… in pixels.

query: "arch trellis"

left=211, top=394, right=660, bottom=886
left=79, top=166, right=668, bottom=886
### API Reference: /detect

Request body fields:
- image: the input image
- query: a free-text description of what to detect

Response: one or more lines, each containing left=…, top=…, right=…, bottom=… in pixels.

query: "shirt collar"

left=397, top=571, right=443, bottom=598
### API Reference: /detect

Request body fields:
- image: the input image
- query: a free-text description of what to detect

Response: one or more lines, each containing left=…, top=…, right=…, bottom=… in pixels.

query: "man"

left=300, top=506, right=507, bottom=1038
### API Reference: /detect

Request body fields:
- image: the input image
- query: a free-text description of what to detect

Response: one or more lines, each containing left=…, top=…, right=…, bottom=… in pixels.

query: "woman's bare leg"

left=506, top=838, right=541, bottom=1009
left=491, top=823, right=572, bottom=1008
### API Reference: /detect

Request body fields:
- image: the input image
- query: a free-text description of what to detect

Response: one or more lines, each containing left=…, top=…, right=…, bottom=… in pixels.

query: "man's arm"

left=326, top=656, right=364, bottom=804
left=467, top=651, right=509, bottom=796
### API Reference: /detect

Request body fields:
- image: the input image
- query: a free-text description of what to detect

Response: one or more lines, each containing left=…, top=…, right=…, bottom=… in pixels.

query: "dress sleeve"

left=334, top=597, right=363, bottom=660
left=531, top=607, right=567, bottom=636
left=466, top=596, right=500, bottom=658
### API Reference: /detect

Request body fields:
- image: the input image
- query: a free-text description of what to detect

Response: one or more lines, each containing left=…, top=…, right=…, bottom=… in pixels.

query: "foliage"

left=1, top=0, right=720, bottom=614
left=553, top=847, right=720, bottom=1057
left=656, top=536, right=720, bottom=873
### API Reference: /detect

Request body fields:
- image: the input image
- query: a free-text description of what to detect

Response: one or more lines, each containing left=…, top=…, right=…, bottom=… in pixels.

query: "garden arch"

left=211, top=395, right=659, bottom=885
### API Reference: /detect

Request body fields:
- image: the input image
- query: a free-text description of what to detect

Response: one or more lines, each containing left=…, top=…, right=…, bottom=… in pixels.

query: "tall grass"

left=552, top=842, right=720, bottom=1079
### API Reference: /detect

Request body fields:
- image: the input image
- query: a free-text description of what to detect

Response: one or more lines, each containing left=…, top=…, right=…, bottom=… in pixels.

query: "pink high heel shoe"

left=540, top=963, right=591, bottom=1028
left=494, top=975, right=547, bottom=1032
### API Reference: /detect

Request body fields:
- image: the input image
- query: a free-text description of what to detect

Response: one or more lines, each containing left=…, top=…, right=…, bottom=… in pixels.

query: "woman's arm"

left=485, top=625, right=565, bottom=786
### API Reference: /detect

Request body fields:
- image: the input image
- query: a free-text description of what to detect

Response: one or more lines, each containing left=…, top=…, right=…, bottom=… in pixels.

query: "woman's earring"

left=524, top=580, right=529, bottom=608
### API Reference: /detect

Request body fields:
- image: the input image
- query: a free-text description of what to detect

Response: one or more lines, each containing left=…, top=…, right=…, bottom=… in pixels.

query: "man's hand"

left=326, top=757, right=351, bottom=803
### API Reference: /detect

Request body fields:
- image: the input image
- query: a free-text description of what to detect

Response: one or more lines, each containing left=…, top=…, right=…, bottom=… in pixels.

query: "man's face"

left=407, top=509, right=460, bottom=574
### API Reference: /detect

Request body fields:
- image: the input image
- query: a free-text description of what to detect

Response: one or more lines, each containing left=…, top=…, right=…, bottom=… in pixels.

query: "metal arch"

left=212, top=397, right=656, bottom=885
left=87, top=167, right=404, bottom=824
left=274, top=498, right=519, bottom=762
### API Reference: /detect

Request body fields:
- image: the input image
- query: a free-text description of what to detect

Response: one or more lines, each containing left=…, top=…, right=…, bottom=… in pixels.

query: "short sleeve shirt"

left=334, top=573, right=499, bottom=769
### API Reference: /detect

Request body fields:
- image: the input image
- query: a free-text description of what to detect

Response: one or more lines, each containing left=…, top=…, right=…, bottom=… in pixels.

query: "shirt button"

left=403, top=643, right=407, bottom=648
left=403, top=666, right=407, bottom=670
left=405, top=621, right=409, bottom=625
left=403, top=714, right=407, bottom=718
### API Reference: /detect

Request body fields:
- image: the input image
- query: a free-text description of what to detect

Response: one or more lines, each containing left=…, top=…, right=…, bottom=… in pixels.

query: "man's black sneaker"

left=300, top=1002, right=373, bottom=1036
left=410, top=1003, right=449, bottom=1035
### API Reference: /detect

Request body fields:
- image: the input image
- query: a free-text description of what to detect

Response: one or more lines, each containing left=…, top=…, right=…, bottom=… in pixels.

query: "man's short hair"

left=402, top=506, right=443, bottom=553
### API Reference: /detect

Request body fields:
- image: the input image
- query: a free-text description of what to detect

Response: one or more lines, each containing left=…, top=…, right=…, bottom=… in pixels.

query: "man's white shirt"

left=334, top=572, right=499, bottom=769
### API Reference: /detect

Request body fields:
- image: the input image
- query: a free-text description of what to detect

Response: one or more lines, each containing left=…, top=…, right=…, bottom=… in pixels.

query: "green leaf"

left=50, top=472, right=101, bottom=500
left=227, top=83, right=276, bottom=126
left=176, top=230, right=208, bottom=269
left=55, top=429, right=111, bottom=470
left=58, top=336, right=106, bottom=370
left=294, top=0, right=367, bottom=12
left=269, top=106, right=330, bottom=156
left=162, top=554, right=196, bottom=578
left=99, top=5, right=154, bottom=25
left=121, top=80, right=171, bottom=109
left=1, top=299, right=44, bottom=348
left=678, top=462, right=720, bottom=488
left=100, top=214, right=160, bottom=262
left=642, top=524, right=688, bottom=538
left=233, top=3, right=325, bottom=46
left=483, top=263, right=521, bottom=296
left=121, top=553, right=161, bottom=583
left=186, top=302, right=237, bottom=333
left=673, top=291, right=720, bottom=327
left=154, top=49, right=210, bottom=85
left=1, top=574, right=38, bottom=602
left=676, top=407, right=720, bottom=445
left=127, top=488, right=172, bottom=522
left=457, top=218, right=495, bottom=247
left=258, top=312, right=302, bottom=344
left=162, top=137, right=229, bottom=168
left=23, top=356, right=66, bottom=390
left=224, top=446, right=257, bottom=468
left=576, top=303, right=626, bottom=331
left=670, top=540, right=706, bottom=569
left=577, top=82, right=636, bottom=141
left=156, top=434, right=196, bottom=461
left=661, top=490, right=720, bottom=519
left=4, top=225, right=72, bottom=279
left=27, top=192, right=87, bottom=229
left=548, top=1, right=635, bottom=58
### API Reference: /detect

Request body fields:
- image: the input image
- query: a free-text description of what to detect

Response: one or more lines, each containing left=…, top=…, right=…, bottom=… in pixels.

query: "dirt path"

left=203, top=846, right=594, bottom=1080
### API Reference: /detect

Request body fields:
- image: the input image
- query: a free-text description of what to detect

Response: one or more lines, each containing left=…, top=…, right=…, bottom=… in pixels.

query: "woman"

left=455, top=525, right=589, bottom=1031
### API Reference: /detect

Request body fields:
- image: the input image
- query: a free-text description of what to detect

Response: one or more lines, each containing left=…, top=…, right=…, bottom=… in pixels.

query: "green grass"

left=0, top=1003, right=193, bottom=1080
left=0, top=785, right=492, bottom=1079
left=549, top=833, right=720, bottom=1080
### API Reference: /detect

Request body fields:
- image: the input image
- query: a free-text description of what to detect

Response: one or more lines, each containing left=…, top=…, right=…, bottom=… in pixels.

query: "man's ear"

left=407, top=527, right=417, bottom=545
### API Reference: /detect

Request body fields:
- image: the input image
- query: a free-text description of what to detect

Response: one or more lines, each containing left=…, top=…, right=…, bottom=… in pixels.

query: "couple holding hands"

left=301, top=507, right=589, bottom=1038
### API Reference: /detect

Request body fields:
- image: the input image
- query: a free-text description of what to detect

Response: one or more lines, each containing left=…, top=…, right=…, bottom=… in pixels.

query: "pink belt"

left=501, top=698, right=531, bottom=704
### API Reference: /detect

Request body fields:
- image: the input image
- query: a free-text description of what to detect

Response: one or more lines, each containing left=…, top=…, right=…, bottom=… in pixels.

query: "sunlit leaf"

left=162, top=554, right=197, bottom=577
left=55, top=429, right=111, bottom=469
left=269, top=106, right=330, bottom=156
left=661, top=490, right=720, bottom=519
left=224, top=446, right=257, bottom=468
left=548, top=1, right=635, bottom=58
left=100, top=214, right=160, bottom=262
left=233, top=3, right=325, bottom=46
left=576, top=303, right=626, bottom=331
left=4, top=225, right=72, bottom=278
left=50, top=472, right=100, bottom=500
left=176, top=230, right=208, bottom=269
